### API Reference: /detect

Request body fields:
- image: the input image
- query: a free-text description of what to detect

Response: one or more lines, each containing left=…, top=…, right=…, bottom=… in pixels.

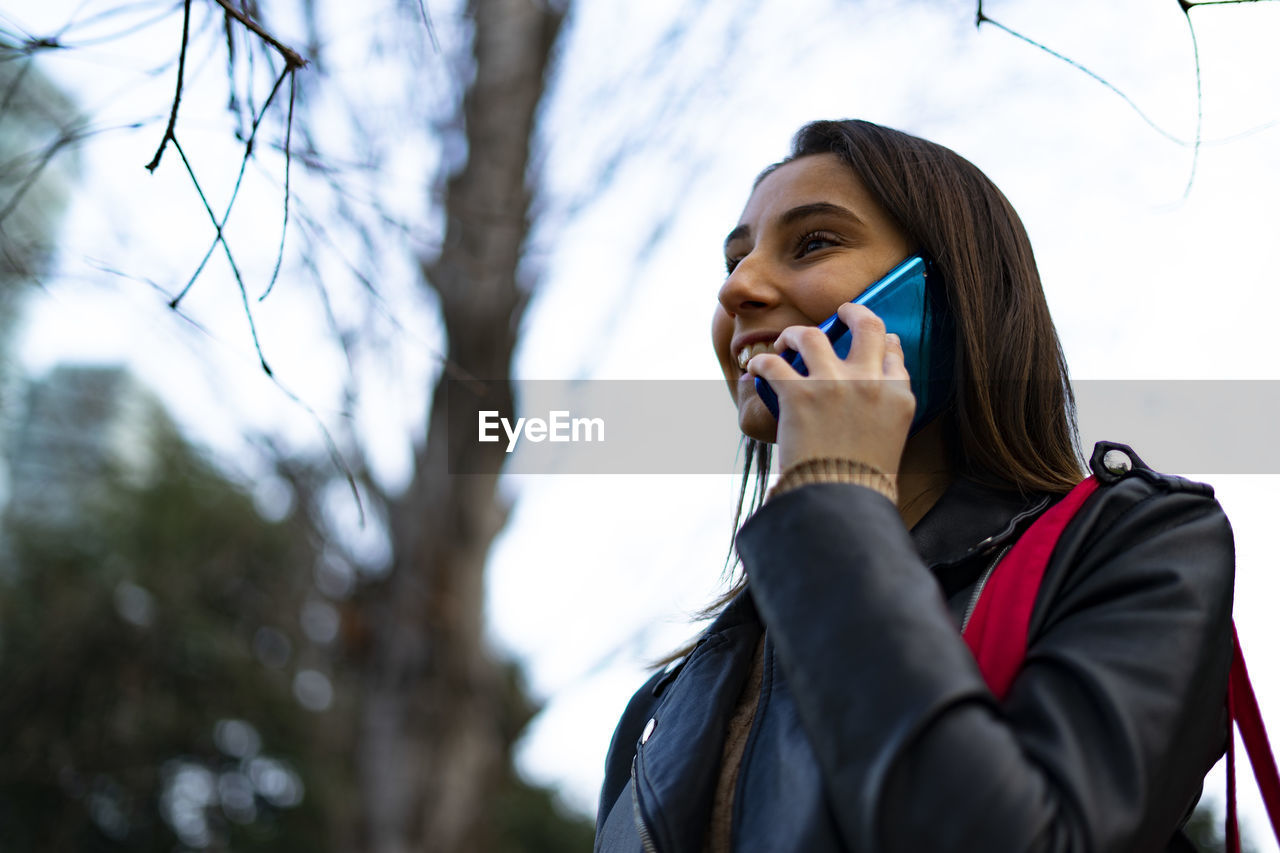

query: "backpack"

left=961, top=475, right=1280, bottom=853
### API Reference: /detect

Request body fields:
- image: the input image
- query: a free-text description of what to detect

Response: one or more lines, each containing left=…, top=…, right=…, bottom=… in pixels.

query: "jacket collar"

left=911, top=475, right=1053, bottom=570
left=651, top=587, right=762, bottom=696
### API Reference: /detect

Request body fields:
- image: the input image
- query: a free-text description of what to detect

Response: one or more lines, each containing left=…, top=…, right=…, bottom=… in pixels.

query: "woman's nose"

left=717, top=254, right=778, bottom=317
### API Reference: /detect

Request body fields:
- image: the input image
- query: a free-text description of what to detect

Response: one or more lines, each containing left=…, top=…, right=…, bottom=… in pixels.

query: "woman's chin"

left=737, top=395, right=779, bottom=443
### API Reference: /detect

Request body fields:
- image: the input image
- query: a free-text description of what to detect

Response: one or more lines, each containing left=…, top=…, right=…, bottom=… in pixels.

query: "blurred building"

left=0, top=58, right=81, bottom=531
left=2, top=364, right=171, bottom=535
left=0, top=58, right=79, bottom=284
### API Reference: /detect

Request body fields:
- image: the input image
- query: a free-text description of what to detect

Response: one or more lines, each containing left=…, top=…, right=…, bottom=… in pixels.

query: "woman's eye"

left=798, top=232, right=838, bottom=256
left=725, top=256, right=741, bottom=274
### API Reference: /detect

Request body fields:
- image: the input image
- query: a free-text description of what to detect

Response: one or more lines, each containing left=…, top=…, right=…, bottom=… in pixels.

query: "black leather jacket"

left=595, top=443, right=1235, bottom=852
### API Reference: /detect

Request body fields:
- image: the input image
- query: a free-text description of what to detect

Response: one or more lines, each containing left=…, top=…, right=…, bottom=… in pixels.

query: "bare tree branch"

left=976, top=0, right=1279, bottom=198
left=171, top=136, right=273, bottom=375
left=261, top=70, right=296, bottom=300
left=975, top=5, right=1189, bottom=146
left=975, top=1, right=1205, bottom=196
left=412, top=0, right=441, bottom=53
left=170, top=65, right=291, bottom=306
left=210, top=0, right=307, bottom=70
left=144, top=0, right=192, bottom=173
left=1183, top=0, right=1280, bottom=6
left=52, top=1, right=183, bottom=50
left=1177, top=1, right=1204, bottom=199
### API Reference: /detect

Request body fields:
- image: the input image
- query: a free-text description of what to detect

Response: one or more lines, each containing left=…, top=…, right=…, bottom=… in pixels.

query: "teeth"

left=736, top=340, right=775, bottom=370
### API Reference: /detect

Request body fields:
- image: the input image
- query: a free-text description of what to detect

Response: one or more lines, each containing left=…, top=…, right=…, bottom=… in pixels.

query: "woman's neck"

left=896, top=419, right=952, bottom=529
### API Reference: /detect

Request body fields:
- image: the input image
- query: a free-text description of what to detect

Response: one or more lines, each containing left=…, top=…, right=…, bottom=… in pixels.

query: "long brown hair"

left=662, top=120, right=1084, bottom=664
left=786, top=119, right=1083, bottom=490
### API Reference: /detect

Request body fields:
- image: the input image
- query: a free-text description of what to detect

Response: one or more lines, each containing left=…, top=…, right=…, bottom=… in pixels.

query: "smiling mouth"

left=736, top=341, right=776, bottom=371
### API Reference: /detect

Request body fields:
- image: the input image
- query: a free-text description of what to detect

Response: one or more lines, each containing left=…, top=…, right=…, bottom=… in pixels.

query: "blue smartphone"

left=753, top=255, right=951, bottom=434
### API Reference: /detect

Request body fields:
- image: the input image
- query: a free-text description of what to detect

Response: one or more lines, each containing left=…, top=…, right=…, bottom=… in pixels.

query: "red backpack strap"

left=1227, top=623, right=1280, bottom=851
left=961, top=476, right=1099, bottom=700
left=961, top=473, right=1280, bottom=849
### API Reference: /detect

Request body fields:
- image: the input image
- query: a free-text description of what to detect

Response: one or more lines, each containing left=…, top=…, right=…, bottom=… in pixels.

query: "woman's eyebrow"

left=723, top=224, right=749, bottom=252
left=779, top=202, right=864, bottom=228
left=723, top=203, right=864, bottom=252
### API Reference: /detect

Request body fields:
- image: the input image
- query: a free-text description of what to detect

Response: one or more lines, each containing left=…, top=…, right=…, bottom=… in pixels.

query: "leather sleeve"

left=734, top=476, right=1235, bottom=853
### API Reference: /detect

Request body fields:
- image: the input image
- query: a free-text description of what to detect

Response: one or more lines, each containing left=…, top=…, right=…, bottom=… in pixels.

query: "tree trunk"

left=354, top=1, right=564, bottom=851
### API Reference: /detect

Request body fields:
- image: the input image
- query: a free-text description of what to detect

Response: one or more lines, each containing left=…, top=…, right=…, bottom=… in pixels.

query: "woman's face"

left=712, top=153, right=913, bottom=441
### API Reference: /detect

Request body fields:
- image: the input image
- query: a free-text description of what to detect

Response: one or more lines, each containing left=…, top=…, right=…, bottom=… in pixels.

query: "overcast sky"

left=13, top=0, right=1280, bottom=842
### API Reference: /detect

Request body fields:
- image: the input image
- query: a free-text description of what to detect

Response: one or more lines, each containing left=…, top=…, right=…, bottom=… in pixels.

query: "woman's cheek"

left=710, top=306, right=737, bottom=384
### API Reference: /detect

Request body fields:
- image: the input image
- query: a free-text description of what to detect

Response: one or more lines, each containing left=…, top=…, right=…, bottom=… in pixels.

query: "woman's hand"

left=746, top=303, right=916, bottom=476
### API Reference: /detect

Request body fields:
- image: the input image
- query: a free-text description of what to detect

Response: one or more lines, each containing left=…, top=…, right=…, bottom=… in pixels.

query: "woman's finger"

left=837, top=302, right=886, bottom=373
left=744, top=351, right=791, bottom=380
left=882, top=332, right=909, bottom=379
left=772, top=324, right=842, bottom=375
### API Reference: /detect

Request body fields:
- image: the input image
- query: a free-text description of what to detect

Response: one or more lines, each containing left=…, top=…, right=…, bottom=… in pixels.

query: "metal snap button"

left=641, top=718, right=656, bottom=744
left=1102, top=449, right=1132, bottom=475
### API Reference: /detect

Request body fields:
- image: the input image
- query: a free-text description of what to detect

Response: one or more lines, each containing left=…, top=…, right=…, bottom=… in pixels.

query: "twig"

left=90, top=253, right=365, bottom=525
left=975, top=10, right=1188, bottom=147
left=260, top=69, right=296, bottom=300
left=209, top=0, right=307, bottom=70
left=975, top=0, right=1280, bottom=198
left=263, top=372, right=367, bottom=527
left=242, top=1, right=258, bottom=132
left=55, top=1, right=184, bottom=50
left=171, top=66, right=290, bottom=307
left=415, top=0, right=441, bottom=53
left=224, top=5, right=241, bottom=137
left=294, top=244, right=389, bottom=516
left=1177, top=2, right=1204, bottom=199
left=291, top=207, right=483, bottom=391
left=4, top=36, right=62, bottom=54
left=144, top=0, right=191, bottom=172
left=172, top=137, right=273, bottom=376
left=86, top=256, right=218, bottom=337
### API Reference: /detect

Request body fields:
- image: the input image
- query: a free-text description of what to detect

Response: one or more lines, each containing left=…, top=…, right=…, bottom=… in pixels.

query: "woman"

left=593, top=120, right=1235, bottom=852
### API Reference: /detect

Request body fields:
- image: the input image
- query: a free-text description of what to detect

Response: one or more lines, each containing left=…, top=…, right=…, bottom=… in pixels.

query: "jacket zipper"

left=631, top=756, right=659, bottom=853
left=956, top=495, right=1051, bottom=562
left=960, top=543, right=1012, bottom=633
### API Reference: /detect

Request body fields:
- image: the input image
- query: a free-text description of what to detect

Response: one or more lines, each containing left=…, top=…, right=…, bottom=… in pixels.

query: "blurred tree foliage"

left=1185, top=798, right=1256, bottom=853
left=0, top=408, right=337, bottom=850
left=0, top=380, right=593, bottom=850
